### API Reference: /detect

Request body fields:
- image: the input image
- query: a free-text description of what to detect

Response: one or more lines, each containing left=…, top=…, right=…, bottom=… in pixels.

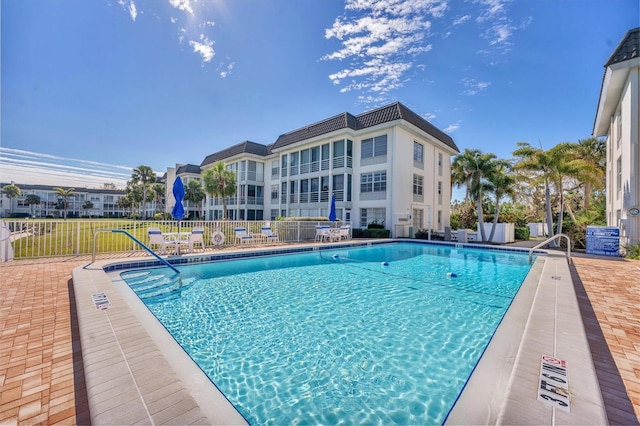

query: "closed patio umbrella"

left=171, top=177, right=185, bottom=220
left=329, top=193, right=336, bottom=222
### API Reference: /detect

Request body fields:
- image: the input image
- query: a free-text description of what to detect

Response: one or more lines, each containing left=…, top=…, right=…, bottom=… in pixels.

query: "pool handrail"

left=528, top=233, right=571, bottom=264
left=92, top=229, right=180, bottom=274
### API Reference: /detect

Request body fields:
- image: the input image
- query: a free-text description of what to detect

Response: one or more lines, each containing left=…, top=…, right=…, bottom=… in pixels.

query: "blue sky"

left=1, top=0, right=638, bottom=189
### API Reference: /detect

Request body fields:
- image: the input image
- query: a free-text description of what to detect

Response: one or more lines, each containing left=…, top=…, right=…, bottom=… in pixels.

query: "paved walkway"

left=1, top=249, right=639, bottom=424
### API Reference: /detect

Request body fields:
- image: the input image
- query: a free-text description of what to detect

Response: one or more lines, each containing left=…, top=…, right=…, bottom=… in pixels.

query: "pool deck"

left=1, top=241, right=639, bottom=424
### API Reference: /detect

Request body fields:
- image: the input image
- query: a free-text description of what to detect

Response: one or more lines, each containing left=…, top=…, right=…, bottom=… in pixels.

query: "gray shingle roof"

left=605, top=27, right=639, bottom=67
left=201, top=141, right=270, bottom=167
left=176, top=164, right=201, bottom=175
left=271, top=102, right=458, bottom=152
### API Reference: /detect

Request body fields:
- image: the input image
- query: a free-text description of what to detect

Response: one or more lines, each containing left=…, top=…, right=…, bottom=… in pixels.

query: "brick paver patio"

left=1, top=252, right=639, bottom=424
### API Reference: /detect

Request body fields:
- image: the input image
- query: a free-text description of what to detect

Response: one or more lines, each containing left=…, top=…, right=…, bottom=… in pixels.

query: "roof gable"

left=201, top=141, right=270, bottom=167
left=605, top=27, right=639, bottom=67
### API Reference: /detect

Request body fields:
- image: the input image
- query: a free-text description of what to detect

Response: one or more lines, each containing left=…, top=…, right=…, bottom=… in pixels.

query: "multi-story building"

left=200, top=102, right=460, bottom=236
left=593, top=27, right=640, bottom=246
left=0, top=183, right=130, bottom=218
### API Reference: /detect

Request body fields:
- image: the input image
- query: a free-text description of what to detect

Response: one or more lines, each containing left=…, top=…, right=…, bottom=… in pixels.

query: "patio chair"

left=234, top=227, right=255, bottom=244
left=147, top=227, right=177, bottom=254
left=261, top=226, right=279, bottom=243
left=188, top=227, right=206, bottom=252
left=315, top=225, right=335, bottom=242
left=338, top=225, right=351, bottom=241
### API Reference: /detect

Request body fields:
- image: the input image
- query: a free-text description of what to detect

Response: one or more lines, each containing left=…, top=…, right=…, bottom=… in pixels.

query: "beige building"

left=593, top=27, right=640, bottom=246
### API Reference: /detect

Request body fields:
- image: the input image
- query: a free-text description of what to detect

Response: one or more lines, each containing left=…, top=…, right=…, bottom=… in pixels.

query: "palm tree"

left=2, top=184, right=21, bottom=216
left=513, top=142, right=582, bottom=244
left=151, top=183, right=165, bottom=215
left=54, top=187, right=76, bottom=219
left=202, top=161, right=237, bottom=220
left=24, top=194, right=41, bottom=217
left=184, top=180, right=206, bottom=219
left=82, top=200, right=94, bottom=217
left=569, top=137, right=605, bottom=210
left=485, top=161, right=516, bottom=243
left=131, top=165, right=157, bottom=219
left=451, top=150, right=477, bottom=202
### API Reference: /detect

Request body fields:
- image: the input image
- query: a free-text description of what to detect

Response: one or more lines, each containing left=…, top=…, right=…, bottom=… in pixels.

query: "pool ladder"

left=528, top=233, right=571, bottom=264
left=92, top=229, right=180, bottom=274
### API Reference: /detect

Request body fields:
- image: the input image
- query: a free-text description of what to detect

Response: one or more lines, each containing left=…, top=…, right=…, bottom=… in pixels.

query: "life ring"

left=211, top=230, right=225, bottom=246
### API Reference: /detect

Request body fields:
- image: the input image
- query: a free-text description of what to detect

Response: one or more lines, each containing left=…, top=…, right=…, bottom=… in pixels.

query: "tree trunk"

left=488, top=197, right=499, bottom=243
left=584, top=182, right=592, bottom=210
left=477, top=194, right=487, bottom=242
left=544, top=180, right=556, bottom=247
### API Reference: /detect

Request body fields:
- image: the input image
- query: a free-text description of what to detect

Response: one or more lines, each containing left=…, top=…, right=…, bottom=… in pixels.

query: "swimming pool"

left=121, top=242, right=534, bottom=425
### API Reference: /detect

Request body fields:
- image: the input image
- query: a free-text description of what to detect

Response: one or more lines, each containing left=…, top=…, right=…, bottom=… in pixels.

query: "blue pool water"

left=121, top=242, right=533, bottom=425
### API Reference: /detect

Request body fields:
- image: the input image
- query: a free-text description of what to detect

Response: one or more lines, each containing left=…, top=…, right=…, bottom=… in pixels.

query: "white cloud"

left=444, top=120, right=461, bottom=133
left=220, top=62, right=235, bottom=78
left=323, top=0, right=445, bottom=99
left=169, top=0, right=194, bottom=15
left=461, top=78, right=491, bottom=95
left=0, top=148, right=139, bottom=189
left=170, top=16, right=177, bottom=23
left=453, top=14, right=470, bottom=25
left=117, top=0, right=138, bottom=22
left=422, top=112, right=436, bottom=121
left=189, top=35, right=215, bottom=63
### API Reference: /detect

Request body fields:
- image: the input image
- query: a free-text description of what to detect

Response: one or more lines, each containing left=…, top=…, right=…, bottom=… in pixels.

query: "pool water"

left=121, top=243, right=533, bottom=425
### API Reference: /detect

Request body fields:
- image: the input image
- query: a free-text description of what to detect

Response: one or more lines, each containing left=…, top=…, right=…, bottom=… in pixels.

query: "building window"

left=413, top=208, right=424, bottom=229
left=413, top=142, right=424, bottom=163
left=361, top=135, right=387, bottom=159
left=413, top=174, right=423, bottom=195
left=438, top=153, right=443, bottom=176
left=437, top=210, right=442, bottom=230
left=360, top=171, right=387, bottom=193
left=271, top=185, right=278, bottom=201
left=360, top=208, right=386, bottom=228
left=271, top=160, right=279, bottom=177
left=617, top=156, right=622, bottom=200
left=616, top=111, right=622, bottom=147
left=438, top=181, right=442, bottom=205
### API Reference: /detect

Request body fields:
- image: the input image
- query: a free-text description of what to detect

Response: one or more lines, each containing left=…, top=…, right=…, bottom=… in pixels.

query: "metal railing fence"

left=1, top=219, right=351, bottom=260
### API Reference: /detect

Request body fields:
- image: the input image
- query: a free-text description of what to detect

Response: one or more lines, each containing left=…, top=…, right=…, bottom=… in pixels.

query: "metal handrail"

left=529, top=233, right=571, bottom=264
left=93, top=229, right=180, bottom=274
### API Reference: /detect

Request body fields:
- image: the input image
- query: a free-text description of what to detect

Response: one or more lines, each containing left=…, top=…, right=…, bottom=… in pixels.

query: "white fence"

left=1, top=219, right=349, bottom=260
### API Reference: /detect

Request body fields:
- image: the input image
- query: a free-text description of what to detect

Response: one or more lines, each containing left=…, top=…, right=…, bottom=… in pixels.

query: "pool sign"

left=92, top=293, right=111, bottom=310
left=585, top=226, right=620, bottom=257
left=537, top=355, right=570, bottom=412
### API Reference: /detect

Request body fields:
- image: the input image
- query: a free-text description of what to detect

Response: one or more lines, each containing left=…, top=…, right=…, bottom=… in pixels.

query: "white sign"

left=92, top=293, right=111, bottom=310
left=537, top=355, right=570, bottom=412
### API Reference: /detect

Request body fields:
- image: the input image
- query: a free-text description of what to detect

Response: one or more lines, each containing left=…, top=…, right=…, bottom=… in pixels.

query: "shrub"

left=624, top=242, right=640, bottom=260
left=367, top=221, right=385, bottom=229
left=514, top=226, right=530, bottom=241
left=352, top=228, right=390, bottom=238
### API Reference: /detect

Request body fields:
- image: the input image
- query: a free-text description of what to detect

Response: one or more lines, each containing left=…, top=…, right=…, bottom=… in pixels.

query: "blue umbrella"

left=329, top=193, right=337, bottom=222
left=171, top=177, right=185, bottom=220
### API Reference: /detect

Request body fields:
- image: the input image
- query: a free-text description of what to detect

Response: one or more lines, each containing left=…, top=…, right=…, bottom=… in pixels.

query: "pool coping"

left=71, top=240, right=607, bottom=425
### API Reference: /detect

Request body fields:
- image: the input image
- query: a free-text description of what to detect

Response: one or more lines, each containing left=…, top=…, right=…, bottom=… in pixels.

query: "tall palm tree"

left=569, top=137, right=605, bottom=210
left=453, top=149, right=499, bottom=242
left=451, top=150, right=478, bottom=202
left=513, top=142, right=581, bottom=244
left=485, top=160, right=516, bottom=243
left=54, top=187, right=76, bottom=219
left=202, top=162, right=237, bottom=220
left=24, top=194, right=41, bottom=217
left=2, top=184, right=22, bottom=215
left=130, top=165, right=157, bottom=219
left=151, top=183, right=165, bottom=215
left=184, top=180, right=206, bottom=219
